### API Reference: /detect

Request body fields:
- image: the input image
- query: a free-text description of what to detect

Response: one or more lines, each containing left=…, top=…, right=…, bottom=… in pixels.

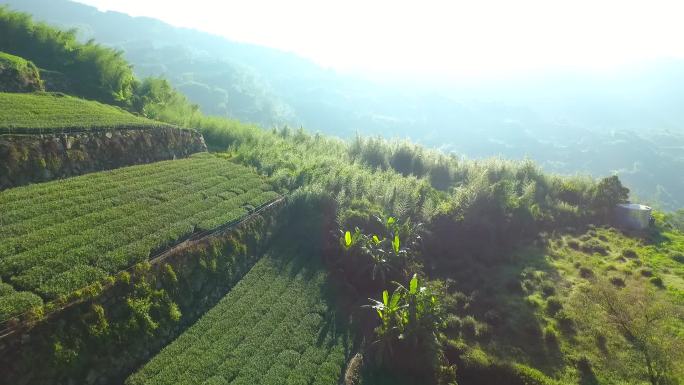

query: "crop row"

left=0, top=92, right=172, bottom=133
left=126, top=253, right=350, bottom=385
left=0, top=153, right=278, bottom=319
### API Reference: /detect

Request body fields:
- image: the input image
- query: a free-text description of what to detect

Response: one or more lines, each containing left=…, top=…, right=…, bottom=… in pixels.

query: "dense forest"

left=0, top=3, right=683, bottom=385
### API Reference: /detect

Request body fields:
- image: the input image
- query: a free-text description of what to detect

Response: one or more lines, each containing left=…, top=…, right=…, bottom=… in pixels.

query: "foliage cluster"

left=0, top=6, right=136, bottom=106
left=366, top=274, right=449, bottom=381
left=0, top=153, right=278, bottom=319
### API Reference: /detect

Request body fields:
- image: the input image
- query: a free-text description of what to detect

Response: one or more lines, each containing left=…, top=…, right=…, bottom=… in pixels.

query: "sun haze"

left=73, top=0, right=684, bottom=81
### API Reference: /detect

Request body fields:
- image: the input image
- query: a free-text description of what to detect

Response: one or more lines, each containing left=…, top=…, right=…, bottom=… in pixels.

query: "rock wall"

left=0, top=127, right=207, bottom=190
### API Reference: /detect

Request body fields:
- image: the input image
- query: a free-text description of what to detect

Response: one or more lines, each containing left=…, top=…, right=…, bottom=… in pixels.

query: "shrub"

left=576, top=356, right=594, bottom=377
left=545, top=297, right=563, bottom=316
left=555, top=310, right=576, bottom=335
left=567, top=239, right=580, bottom=250
left=540, top=282, right=555, bottom=297
left=461, top=316, right=478, bottom=339
left=639, top=268, right=653, bottom=277
left=543, top=325, right=560, bottom=348
left=671, top=253, right=684, bottom=264
left=609, top=276, right=625, bottom=288
left=579, top=267, right=594, bottom=279
left=444, top=314, right=462, bottom=333
left=649, top=276, right=664, bottom=288
left=622, top=249, right=638, bottom=259
left=580, top=239, right=609, bottom=255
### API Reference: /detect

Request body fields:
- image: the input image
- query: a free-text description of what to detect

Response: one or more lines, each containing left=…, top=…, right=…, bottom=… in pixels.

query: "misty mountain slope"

left=3, top=0, right=684, bottom=210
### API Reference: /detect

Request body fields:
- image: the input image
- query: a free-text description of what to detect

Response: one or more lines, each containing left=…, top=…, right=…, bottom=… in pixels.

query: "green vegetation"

left=0, top=153, right=278, bottom=319
left=435, top=221, right=684, bottom=385
left=0, top=6, right=136, bottom=106
left=127, top=251, right=351, bottom=385
left=0, top=92, right=172, bottom=133
left=0, top=51, right=43, bottom=92
left=0, top=208, right=280, bottom=385
left=0, top=7, right=681, bottom=384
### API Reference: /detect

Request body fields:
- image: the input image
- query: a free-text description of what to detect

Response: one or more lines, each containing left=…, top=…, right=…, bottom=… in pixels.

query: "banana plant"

left=366, top=274, right=444, bottom=365
left=340, top=228, right=362, bottom=249
left=365, top=287, right=405, bottom=364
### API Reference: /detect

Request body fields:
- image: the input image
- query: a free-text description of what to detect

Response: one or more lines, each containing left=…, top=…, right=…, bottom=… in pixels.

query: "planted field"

left=0, top=153, right=279, bottom=319
left=0, top=92, right=171, bottom=133
left=127, top=251, right=351, bottom=385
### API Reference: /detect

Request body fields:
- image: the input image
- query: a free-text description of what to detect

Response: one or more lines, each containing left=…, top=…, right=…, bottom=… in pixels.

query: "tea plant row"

left=126, top=253, right=349, bottom=385
left=0, top=92, right=172, bottom=133
left=0, top=154, right=278, bottom=320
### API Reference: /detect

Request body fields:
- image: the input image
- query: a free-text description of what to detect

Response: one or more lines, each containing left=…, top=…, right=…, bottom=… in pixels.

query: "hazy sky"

left=73, top=0, right=684, bottom=81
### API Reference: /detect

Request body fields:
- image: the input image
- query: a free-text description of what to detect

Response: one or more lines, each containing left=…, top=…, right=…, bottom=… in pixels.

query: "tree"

left=591, top=175, right=629, bottom=219
left=573, top=279, right=683, bottom=385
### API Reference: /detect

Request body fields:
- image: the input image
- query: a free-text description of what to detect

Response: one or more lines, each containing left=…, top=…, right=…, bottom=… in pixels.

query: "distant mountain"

left=3, top=0, right=683, bottom=210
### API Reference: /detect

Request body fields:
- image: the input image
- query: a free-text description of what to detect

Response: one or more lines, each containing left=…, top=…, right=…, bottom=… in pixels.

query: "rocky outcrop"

left=0, top=127, right=207, bottom=190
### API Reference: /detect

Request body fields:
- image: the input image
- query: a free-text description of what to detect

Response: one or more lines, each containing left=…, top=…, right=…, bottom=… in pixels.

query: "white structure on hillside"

left=614, top=203, right=653, bottom=230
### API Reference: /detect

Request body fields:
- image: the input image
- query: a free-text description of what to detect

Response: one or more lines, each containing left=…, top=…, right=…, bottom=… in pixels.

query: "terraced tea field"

left=0, top=92, right=171, bottom=133
left=127, top=251, right=351, bottom=385
left=0, top=153, right=279, bottom=319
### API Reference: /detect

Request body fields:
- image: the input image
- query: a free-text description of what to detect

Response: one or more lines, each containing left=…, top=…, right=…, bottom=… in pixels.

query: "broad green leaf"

left=344, top=231, right=352, bottom=247
left=392, top=234, right=400, bottom=253
left=387, top=217, right=396, bottom=226
left=382, top=290, right=389, bottom=306
left=390, top=291, right=401, bottom=309
left=409, top=274, right=418, bottom=295
left=372, top=235, right=380, bottom=244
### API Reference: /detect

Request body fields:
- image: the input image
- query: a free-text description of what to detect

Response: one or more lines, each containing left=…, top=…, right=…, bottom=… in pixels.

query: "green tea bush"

left=0, top=290, right=42, bottom=320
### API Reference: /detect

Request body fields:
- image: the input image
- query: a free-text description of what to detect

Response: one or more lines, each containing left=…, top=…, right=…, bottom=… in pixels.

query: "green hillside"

left=0, top=92, right=171, bottom=133
left=127, top=251, right=350, bottom=385
left=0, top=153, right=278, bottom=320
left=6, top=0, right=684, bottom=210
left=0, top=4, right=682, bottom=385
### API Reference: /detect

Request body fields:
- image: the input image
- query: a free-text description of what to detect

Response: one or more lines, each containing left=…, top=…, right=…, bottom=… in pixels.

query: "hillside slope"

left=4, top=0, right=684, bottom=210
